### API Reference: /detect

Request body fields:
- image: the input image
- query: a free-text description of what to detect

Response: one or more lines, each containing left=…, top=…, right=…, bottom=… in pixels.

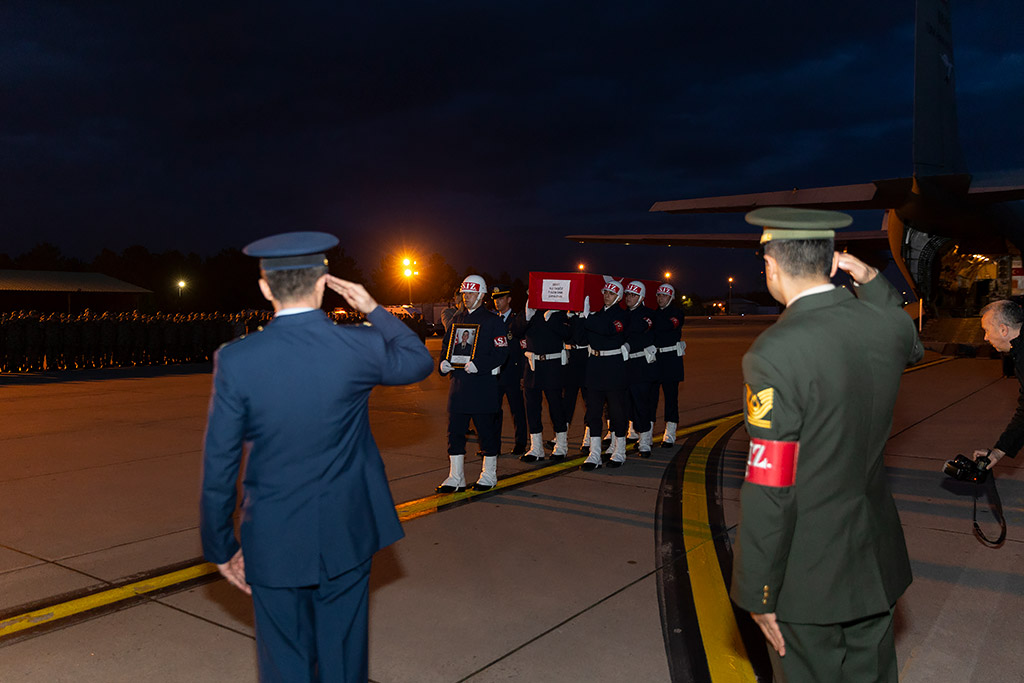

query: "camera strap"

left=973, top=474, right=1007, bottom=547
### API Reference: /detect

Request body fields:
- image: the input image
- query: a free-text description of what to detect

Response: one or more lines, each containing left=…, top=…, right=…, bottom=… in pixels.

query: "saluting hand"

left=834, top=252, right=877, bottom=285
left=325, top=275, right=379, bottom=314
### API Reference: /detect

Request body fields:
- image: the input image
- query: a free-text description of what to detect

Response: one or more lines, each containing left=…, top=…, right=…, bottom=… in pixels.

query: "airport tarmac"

left=1, top=318, right=1022, bottom=682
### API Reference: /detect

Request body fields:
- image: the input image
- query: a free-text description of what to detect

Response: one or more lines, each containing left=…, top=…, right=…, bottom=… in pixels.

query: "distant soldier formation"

left=0, top=309, right=368, bottom=373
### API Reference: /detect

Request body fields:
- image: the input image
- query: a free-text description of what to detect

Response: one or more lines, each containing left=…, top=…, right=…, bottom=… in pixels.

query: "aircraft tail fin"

left=913, top=0, right=967, bottom=176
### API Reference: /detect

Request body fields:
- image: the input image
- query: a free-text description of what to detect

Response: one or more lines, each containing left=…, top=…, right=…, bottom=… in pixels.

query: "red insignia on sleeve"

left=612, top=320, right=624, bottom=332
left=670, top=317, right=680, bottom=328
left=644, top=317, right=653, bottom=330
left=493, top=336, right=508, bottom=347
left=519, top=339, right=527, bottom=349
left=744, top=438, right=798, bottom=487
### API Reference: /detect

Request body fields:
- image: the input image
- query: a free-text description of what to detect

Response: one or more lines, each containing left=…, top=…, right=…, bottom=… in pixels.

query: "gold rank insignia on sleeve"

left=745, top=384, right=774, bottom=429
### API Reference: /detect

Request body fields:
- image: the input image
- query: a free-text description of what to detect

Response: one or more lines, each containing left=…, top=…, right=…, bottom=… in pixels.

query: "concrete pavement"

left=1, top=319, right=1022, bottom=682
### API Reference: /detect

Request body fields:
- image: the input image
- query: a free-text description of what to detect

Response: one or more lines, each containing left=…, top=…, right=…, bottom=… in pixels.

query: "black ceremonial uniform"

left=494, top=307, right=527, bottom=451
left=522, top=310, right=571, bottom=436
left=651, top=302, right=685, bottom=431
left=624, top=303, right=658, bottom=445
left=441, top=306, right=509, bottom=457
left=562, top=316, right=589, bottom=433
left=582, top=304, right=628, bottom=437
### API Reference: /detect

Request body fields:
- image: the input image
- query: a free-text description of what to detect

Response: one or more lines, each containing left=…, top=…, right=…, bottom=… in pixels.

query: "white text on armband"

left=745, top=438, right=799, bottom=487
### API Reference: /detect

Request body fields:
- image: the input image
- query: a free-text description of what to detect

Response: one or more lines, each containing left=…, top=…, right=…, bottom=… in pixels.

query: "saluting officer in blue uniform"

left=651, top=282, right=685, bottom=448
left=200, top=232, right=434, bottom=683
left=579, top=280, right=630, bottom=469
left=622, top=280, right=659, bottom=457
left=436, top=275, right=510, bottom=492
left=520, top=303, right=572, bottom=461
left=491, top=283, right=528, bottom=455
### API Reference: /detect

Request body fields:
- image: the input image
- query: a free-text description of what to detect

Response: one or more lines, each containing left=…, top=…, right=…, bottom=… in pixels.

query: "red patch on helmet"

left=612, top=320, right=624, bottom=333
left=744, top=438, right=798, bottom=487
left=493, top=336, right=508, bottom=347
left=461, top=282, right=481, bottom=292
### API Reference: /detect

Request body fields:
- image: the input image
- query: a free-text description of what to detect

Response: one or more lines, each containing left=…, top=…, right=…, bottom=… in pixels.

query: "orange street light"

left=727, top=277, right=734, bottom=315
left=577, top=263, right=585, bottom=271
left=664, top=271, right=672, bottom=279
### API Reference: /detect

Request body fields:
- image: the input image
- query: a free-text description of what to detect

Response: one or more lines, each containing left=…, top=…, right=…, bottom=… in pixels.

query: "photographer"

left=974, top=299, right=1024, bottom=470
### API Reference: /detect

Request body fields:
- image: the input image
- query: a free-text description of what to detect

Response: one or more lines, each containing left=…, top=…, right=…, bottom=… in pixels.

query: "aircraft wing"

left=650, top=178, right=913, bottom=214
left=566, top=231, right=890, bottom=249
left=966, top=184, right=1024, bottom=205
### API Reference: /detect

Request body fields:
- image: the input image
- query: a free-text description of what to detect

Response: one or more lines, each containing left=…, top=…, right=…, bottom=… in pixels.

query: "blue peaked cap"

left=243, top=231, right=339, bottom=271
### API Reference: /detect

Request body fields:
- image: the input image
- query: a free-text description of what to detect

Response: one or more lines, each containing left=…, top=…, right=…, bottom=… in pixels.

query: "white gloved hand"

left=464, top=360, right=478, bottom=374
left=581, top=296, right=591, bottom=318
left=525, top=299, right=535, bottom=321
left=543, top=310, right=555, bottom=321
left=440, top=360, right=454, bottom=374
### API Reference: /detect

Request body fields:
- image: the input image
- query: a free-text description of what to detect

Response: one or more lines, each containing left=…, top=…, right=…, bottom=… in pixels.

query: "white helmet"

left=460, top=274, right=486, bottom=310
left=602, top=279, right=624, bottom=306
left=656, top=283, right=675, bottom=308
left=625, top=280, right=646, bottom=309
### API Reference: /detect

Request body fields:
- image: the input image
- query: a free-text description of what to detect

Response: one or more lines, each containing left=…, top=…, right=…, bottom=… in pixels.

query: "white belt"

left=628, top=351, right=646, bottom=359
left=524, top=350, right=568, bottom=371
left=591, top=348, right=623, bottom=357
left=657, top=345, right=677, bottom=353
left=565, top=344, right=590, bottom=351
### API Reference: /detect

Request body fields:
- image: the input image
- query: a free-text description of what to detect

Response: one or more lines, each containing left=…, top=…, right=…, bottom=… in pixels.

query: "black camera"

left=943, top=453, right=990, bottom=484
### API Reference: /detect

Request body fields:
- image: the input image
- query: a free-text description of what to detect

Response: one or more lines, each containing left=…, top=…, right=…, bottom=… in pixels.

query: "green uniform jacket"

left=730, top=276, right=923, bottom=624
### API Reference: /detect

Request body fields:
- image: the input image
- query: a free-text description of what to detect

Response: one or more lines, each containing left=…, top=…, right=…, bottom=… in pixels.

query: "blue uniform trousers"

left=651, top=379, right=680, bottom=425
left=525, top=384, right=567, bottom=433
left=251, top=558, right=373, bottom=683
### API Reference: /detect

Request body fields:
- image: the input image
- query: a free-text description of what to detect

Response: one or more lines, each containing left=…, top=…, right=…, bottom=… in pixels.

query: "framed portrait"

left=446, top=323, right=480, bottom=368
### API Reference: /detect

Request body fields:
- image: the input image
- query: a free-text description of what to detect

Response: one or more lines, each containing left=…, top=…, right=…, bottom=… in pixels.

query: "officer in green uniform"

left=730, top=207, right=923, bottom=683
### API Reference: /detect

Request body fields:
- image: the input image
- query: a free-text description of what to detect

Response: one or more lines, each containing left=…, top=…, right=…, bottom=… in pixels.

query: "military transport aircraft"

left=568, top=0, right=1024, bottom=316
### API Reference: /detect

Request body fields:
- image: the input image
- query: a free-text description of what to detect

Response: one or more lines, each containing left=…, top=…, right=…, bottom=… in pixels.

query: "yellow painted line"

left=2, top=412, right=747, bottom=640
left=681, top=414, right=757, bottom=682
left=396, top=412, right=745, bottom=520
left=0, top=563, right=218, bottom=639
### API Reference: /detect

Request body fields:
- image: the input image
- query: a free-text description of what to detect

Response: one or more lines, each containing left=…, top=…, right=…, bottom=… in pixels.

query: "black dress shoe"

left=581, top=461, right=601, bottom=471
left=435, top=484, right=467, bottom=493
left=638, top=450, right=651, bottom=459
left=519, top=454, right=544, bottom=463
left=661, top=441, right=674, bottom=449
left=510, top=443, right=528, bottom=455
left=606, top=459, right=624, bottom=468
left=549, top=453, right=565, bottom=461
left=471, top=482, right=494, bottom=491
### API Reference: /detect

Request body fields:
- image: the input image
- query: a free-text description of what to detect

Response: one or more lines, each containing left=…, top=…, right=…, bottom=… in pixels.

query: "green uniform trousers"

left=771, top=605, right=897, bottom=683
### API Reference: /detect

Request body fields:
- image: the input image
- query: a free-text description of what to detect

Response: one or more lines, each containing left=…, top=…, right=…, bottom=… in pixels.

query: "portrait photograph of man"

left=447, top=324, right=479, bottom=367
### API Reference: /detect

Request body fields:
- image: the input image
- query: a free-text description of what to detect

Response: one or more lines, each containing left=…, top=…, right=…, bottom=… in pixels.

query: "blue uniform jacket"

left=200, top=307, right=434, bottom=587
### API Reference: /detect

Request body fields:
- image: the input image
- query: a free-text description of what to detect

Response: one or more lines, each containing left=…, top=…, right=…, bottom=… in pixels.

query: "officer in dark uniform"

left=201, top=231, right=433, bottom=682
left=622, top=280, right=658, bottom=457
left=520, top=303, right=572, bottom=461
left=491, top=283, right=528, bottom=455
left=563, top=313, right=590, bottom=453
left=579, top=280, right=629, bottom=469
left=651, top=282, right=685, bottom=447
left=436, top=275, right=510, bottom=492
left=731, top=208, right=922, bottom=682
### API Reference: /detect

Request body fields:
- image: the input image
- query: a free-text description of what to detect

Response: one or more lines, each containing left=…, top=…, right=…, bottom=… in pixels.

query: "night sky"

left=4, top=1, right=1021, bottom=297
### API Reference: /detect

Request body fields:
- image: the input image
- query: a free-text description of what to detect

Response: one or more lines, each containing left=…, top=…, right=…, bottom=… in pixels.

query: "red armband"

left=744, top=438, right=799, bottom=487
